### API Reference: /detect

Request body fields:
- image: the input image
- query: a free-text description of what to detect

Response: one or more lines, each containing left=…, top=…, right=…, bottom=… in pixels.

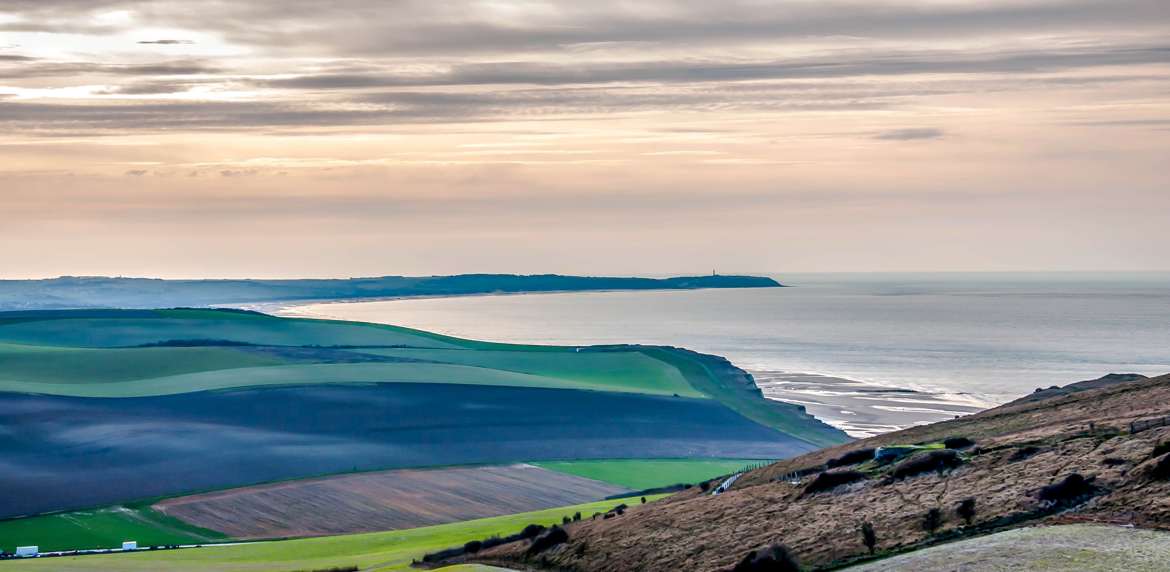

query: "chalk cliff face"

left=463, top=373, right=1170, bottom=571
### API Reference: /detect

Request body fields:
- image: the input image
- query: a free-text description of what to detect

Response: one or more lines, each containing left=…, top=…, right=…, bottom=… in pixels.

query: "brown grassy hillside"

left=456, top=373, right=1170, bottom=571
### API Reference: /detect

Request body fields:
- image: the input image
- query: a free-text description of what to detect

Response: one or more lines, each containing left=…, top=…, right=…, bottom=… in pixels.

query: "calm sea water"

left=278, top=273, right=1170, bottom=436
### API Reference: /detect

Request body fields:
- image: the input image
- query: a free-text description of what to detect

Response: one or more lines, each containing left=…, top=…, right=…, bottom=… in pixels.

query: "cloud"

left=124, top=169, right=148, bottom=176
left=137, top=39, right=195, bottom=45
left=0, top=59, right=221, bottom=80
left=874, top=128, right=945, bottom=141
left=263, top=44, right=1170, bottom=89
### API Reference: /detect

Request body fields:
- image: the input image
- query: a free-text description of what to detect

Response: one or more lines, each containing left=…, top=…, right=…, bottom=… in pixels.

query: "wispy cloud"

left=874, top=128, right=945, bottom=141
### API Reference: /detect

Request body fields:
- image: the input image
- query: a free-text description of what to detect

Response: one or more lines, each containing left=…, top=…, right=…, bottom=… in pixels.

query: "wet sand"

left=753, top=370, right=989, bottom=438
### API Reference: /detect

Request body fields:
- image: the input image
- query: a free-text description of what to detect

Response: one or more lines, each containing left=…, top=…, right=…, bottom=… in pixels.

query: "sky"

left=1, top=0, right=1168, bottom=278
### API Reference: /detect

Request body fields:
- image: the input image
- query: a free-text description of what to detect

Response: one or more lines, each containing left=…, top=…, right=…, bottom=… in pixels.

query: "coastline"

left=240, top=286, right=780, bottom=318
left=268, top=294, right=993, bottom=438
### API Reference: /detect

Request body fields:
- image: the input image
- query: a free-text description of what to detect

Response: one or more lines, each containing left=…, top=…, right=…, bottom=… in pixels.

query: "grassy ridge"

left=0, top=507, right=224, bottom=553
left=0, top=496, right=668, bottom=571
left=533, top=458, right=767, bottom=490
left=0, top=310, right=701, bottom=399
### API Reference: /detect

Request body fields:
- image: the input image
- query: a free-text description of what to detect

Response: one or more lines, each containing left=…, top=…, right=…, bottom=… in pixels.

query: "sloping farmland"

left=154, top=464, right=630, bottom=539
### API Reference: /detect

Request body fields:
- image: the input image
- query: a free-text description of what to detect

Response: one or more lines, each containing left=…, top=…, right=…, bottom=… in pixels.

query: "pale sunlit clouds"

left=1, top=1, right=1168, bottom=277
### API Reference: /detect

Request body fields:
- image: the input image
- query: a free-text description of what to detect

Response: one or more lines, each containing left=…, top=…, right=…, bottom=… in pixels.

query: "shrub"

left=891, top=450, right=963, bottom=480
left=1101, top=458, right=1127, bottom=467
left=1037, top=473, right=1098, bottom=505
left=732, top=543, right=801, bottom=572
left=521, top=524, right=547, bottom=539
left=1009, top=446, right=1042, bottom=463
left=526, top=526, right=569, bottom=556
left=562, top=516, right=572, bottom=525
left=860, top=521, right=876, bottom=555
left=827, top=448, right=875, bottom=469
left=802, top=470, right=866, bottom=495
left=956, top=498, right=976, bottom=525
left=944, top=437, right=975, bottom=449
left=573, top=511, right=582, bottom=522
left=1152, top=442, right=1170, bottom=458
left=464, top=540, right=482, bottom=554
left=641, top=496, right=647, bottom=504
left=700, top=481, right=711, bottom=492
left=1149, top=454, right=1170, bottom=481
left=922, top=508, right=943, bottom=535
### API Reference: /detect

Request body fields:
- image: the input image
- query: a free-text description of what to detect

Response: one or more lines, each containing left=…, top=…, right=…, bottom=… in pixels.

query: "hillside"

left=459, top=372, right=1170, bottom=571
left=0, top=274, right=782, bottom=310
left=0, top=309, right=844, bottom=519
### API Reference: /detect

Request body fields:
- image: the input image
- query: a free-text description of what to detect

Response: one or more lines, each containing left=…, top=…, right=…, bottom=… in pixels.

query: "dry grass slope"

left=465, top=373, right=1170, bottom=571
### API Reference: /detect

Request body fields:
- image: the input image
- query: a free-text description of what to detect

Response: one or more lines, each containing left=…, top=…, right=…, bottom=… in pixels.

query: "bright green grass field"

left=358, top=347, right=700, bottom=397
left=533, top=458, right=768, bottom=490
left=0, top=496, right=667, bottom=572
left=0, top=507, right=224, bottom=553
left=0, top=311, right=462, bottom=350
left=0, top=360, right=701, bottom=398
left=0, top=344, right=285, bottom=385
left=0, top=310, right=701, bottom=399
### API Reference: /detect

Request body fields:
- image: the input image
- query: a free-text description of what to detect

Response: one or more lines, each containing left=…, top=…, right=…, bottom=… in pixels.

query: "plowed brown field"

left=154, top=464, right=629, bottom=539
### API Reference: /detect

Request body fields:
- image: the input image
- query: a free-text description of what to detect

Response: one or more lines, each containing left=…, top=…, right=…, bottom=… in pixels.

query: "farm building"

left=122, top=541, right=138, bottom=551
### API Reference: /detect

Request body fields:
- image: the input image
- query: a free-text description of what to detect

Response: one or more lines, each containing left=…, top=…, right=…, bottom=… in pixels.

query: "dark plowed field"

left=0, top=383, right=814, bottom=517
left=155, top=464, right=629, bottom=539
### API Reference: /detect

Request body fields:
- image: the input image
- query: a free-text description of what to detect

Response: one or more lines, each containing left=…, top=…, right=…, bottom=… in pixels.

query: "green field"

left=0, top=497, right=667, bottom=571
left=0, top=310, right=702, bottom=399
left=533, top=458, right=767, bottom=490
left=0, top=309, right=847, bottom=447
left=0, top=507, right=224, bottom=553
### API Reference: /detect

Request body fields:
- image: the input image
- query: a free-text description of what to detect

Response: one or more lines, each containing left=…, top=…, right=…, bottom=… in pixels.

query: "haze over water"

left=283, top=272, right=1170, bottom=437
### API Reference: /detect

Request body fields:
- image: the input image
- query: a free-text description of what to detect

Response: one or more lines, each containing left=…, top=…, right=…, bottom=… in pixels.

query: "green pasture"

left=0, top=496, right=668, bottom=571
left=0, top=310, right=461, bottom=349
left=0, top=310, right=701, bottom=399
left=0, top=359, right=700, bottom=398
left=0, top=507, right=224, bottom=554
left=358, top=347, right=700, bottom=397
left=0, top=344, right=284, bottom=385
left=533, top=458, right=767, bottom=490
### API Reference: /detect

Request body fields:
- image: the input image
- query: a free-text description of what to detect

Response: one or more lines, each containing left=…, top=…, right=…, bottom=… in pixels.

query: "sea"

left=274, top=272, right=1170, bottom=437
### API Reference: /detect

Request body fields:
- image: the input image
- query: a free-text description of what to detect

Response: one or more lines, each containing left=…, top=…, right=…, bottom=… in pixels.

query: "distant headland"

left=0, top=274, right=782, bottom=311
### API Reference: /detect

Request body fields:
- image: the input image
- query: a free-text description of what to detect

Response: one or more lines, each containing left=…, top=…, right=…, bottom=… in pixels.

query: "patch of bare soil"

left=154, top=464, right=628, bottom=539
left=462, top=374, right=1170, bottom=571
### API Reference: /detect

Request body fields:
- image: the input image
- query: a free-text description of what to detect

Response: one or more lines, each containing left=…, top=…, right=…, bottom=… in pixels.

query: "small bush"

left=922, top=508, right=943, bottom=535
left=860, top=521, right=876, bottom=554
left=827, top=448, right=875, bottom=469
left=802, top=470, right=866, bottom=495
left=641, top=496, right=647, bottom=504
left=891, top=450, right=963, bottom=480
left=562, top=516, right=572, bottom=525
left=527, top=526, right=569, bottom=556
left=573, top=511, right=582, bottom=522
left=1037, top=473, right=1098, bottom=505
left=700, top=481, right=712, bottom=492
left=732, top=543, right=801, bottom=572
left=956, top=498, right=976, bottom=525
left=1101, top=458, right=1127, bottom=467
left=1149, top=454, right=1170, bottom=480
left=1152, top=442, right=1170, bottom=458
left=463, top=540, right=482, bottom=554
left=1009, top=446, right=1042, bottom=463
left=944, top=437, right=976, bottom=449
left=521, top=524, right=547, bottom=539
